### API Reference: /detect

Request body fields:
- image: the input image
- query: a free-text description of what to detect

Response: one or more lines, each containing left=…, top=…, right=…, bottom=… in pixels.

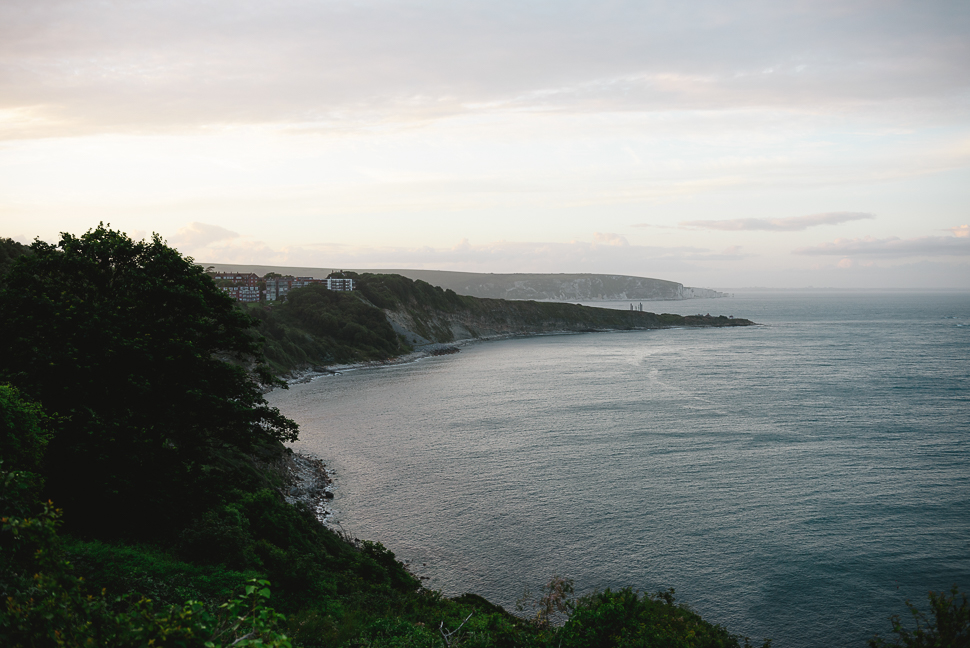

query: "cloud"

left=629, top=223, right=679, bottom=230
left=593, top=232, right=629, bottom=247
left=168, top=222, right=239, bottom=250
left=166, top=223, right=247, bottom=258
left=948, top=224, right=970, bottom=238
left=680, top=211, right=875, bottom=231
left=794, top=235, right=970, bottom=258
left=1, top=1, right=967, bottom=137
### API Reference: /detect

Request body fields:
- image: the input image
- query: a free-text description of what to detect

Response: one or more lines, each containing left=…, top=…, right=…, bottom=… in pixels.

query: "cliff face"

left=382, top=297, right=667, bottom=345
left=374, top=289, right=750, bottom=348
left=359, top=270, right=727, bottom=301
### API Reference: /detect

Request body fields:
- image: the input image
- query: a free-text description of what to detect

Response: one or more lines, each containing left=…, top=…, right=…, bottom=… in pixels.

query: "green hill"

left=249, top=272, right=753, bottom=375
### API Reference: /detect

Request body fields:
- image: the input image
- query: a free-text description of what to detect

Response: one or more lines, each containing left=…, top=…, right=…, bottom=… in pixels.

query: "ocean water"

left=268, top=291, right=970, bottom=647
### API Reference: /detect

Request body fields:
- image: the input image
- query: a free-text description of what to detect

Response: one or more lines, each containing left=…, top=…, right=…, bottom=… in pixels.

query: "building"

left=212, top=272, right=258, bottom=287
left=264, top=276, right=325, bottom=301
left=221, top=285, right=261, bottom=302
left=212, top=271, right=262, bottom=302
left=326, top=277, right=355, bottom=292
left=213, top=272, right=355, bottom=302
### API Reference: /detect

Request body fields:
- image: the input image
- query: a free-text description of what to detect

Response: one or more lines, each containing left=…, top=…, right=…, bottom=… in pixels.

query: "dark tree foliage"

left=0, top=225, right=298, bottom=538
left=559, top=588, right=771, bottom=648
left=0, top=384, right=49, bottom=474
left=0, top=237, right=32, bottom=277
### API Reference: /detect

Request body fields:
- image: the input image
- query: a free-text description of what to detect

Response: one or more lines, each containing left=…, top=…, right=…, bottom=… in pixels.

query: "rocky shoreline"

left=280, top=451, right=338, bottom=527
left=277, top=328, right=633, bottom=387
left=281, top=342, right=463, bottom=386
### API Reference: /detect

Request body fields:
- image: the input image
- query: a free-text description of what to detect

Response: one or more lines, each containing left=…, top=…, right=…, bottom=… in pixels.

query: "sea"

left=267, top=291, right=970, bottom=647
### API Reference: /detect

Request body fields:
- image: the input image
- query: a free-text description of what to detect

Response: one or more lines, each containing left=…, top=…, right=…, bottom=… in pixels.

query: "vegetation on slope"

left=249, top=283, right=411, bottom=374
left=0, top=237, right=32, bottom=276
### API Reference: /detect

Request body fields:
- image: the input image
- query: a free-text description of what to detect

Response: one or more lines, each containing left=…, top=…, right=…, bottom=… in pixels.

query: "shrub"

left=177, top=506, right=257, bottom=570
left=869, top=585, right=969, bottom=648
left=516, top=575, right=576, bottom=628
left=558, top=587, right=770, bottom=648
left=1, top=465, right=292, bottom=648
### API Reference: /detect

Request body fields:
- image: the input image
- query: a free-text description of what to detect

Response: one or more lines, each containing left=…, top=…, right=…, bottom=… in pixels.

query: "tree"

left=0, top=237, right=31, bottom=277
left=0, top=225, right=298, bottom=538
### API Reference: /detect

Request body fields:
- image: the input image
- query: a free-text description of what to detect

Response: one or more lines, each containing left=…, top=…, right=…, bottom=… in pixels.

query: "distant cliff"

left=203, top=264, right=726, bottom=301
left=369, top=270, right=727, bottom=301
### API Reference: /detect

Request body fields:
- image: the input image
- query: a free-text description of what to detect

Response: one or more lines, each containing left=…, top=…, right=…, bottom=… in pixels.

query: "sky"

left=1, top=0, right=968, bottom=289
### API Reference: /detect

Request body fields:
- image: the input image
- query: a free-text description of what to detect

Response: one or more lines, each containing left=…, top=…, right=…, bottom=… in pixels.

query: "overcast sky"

left=2, top=0, right=968, bottom=288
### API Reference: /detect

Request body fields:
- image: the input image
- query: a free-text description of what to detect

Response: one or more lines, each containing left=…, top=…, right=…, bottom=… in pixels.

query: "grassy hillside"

left=249, top=283, right=411, bottom=374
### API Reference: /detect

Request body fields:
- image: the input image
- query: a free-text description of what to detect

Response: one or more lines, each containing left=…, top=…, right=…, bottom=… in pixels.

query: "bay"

left=268, top=291, right=970, bottom=647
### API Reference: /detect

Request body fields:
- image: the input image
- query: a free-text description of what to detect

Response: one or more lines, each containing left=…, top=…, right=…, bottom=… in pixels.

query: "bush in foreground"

left=870, top=586, right=970, bottom=648
left=559, top=587, right=770, bottom=648
left=0, top=225, right=298, bottom=540
left=1, top=463, right=293, bottom=648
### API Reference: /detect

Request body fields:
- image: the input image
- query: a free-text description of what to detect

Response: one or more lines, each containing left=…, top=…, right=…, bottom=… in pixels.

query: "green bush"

left=177, top=506, right=257, bottom=570
left=2, top=463, right=293, bottom=648
left=64, top=537, right=258, bottom=608
left=870, top=585, right=969, bottom=648
left=558, top=588, right=770, bottom=648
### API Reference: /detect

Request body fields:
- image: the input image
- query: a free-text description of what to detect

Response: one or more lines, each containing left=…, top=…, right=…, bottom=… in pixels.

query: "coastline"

left=278, top=333, right=552, bottom=386
left=280, top=341, right=466, bottom=385
left=277, top=319, right=756, bottom=387
left=277, top=325, right=686, bottom=387
left=280, top=450, right=338, bottom=527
